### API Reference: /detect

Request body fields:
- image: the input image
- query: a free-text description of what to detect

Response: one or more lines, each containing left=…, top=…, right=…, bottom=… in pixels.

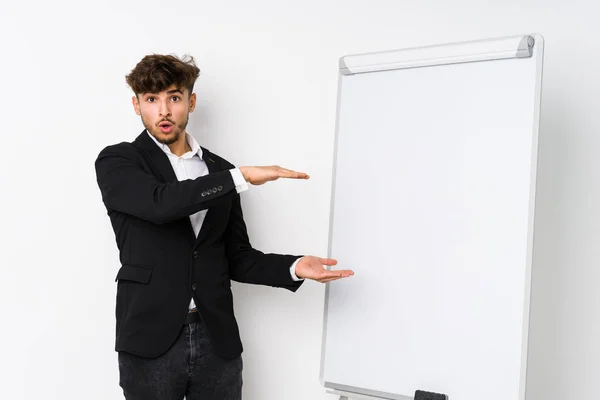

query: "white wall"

left=1, top=1, right=598, bottom=399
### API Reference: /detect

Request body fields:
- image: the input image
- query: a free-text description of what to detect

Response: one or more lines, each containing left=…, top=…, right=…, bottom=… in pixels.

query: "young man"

left=94, top=54, right=353, bottom=400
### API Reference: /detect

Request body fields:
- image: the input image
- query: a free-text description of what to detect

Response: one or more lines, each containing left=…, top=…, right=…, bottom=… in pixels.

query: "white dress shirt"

left=147, top=130, right=302, bottom=309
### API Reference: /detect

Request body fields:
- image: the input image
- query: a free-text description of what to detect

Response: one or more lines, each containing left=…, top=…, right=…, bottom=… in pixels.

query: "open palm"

left=295, top=256, right=354, bottom=283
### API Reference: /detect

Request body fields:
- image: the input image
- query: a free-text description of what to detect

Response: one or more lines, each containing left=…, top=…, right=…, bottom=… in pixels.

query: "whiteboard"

left=320, top=34, right=545, bottom=400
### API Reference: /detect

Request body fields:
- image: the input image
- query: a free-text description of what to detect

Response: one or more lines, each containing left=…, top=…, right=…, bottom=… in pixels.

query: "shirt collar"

left=146, top=129, right=203, bottom=160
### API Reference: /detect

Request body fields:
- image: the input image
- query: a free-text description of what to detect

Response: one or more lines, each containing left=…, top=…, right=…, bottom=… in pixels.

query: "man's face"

left=132, top=85, right=196, bottom=145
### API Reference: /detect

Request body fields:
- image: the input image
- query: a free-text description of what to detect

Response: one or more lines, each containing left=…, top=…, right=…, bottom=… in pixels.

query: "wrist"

left=239, top=166, right=249, bottom=182
left=290, top=257, right=304, bottom=281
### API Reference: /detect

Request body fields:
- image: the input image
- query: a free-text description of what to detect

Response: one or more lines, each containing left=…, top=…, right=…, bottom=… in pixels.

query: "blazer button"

left=201, top=192, right=207, bottom=197
left=192, top=251, right=198, bottom=259
left=212, top=187, right=218, bottom=193
left=217, top=185, right=223, bottom=191
left=191, top=282, right=197, bottom=290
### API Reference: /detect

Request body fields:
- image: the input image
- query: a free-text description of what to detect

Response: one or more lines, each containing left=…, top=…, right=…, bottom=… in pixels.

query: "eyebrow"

left=145, top=89, right=184, bottom=96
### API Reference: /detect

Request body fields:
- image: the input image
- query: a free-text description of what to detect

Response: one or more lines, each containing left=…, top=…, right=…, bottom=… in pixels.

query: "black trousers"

left=118, top=313, right=243, bottom=400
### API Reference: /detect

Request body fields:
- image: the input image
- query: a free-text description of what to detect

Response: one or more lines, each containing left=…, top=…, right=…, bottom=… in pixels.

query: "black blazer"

left=94, top=130, right=303, bottom=359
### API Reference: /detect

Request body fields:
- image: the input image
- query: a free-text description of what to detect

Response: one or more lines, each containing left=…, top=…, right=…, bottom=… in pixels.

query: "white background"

left=0, top=1, right=598, bottom=399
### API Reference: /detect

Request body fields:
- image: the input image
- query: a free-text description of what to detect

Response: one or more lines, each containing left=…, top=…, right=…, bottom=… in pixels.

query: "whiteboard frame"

left=320, top=33, right=545, bottom=400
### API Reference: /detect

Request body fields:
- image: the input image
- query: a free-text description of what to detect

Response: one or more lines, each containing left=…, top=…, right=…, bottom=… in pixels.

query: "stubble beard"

left=142, top=113, right=189, bottom=145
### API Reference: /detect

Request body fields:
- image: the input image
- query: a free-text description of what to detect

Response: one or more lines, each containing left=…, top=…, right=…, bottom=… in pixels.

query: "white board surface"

left=321, top=34, right=544, bottom=400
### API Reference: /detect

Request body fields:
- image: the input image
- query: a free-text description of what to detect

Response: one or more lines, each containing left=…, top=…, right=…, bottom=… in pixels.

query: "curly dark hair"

left=125, top=54, right=201, bottom=96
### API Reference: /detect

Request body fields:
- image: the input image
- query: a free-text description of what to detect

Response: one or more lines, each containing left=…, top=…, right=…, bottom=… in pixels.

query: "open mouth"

left=159, top=122, right=173, bottom=133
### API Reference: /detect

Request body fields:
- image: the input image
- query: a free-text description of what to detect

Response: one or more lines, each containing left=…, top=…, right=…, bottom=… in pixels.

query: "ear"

left=188, top=92, right=197, bottom=113
left=132, top=95, right=141, bottom=115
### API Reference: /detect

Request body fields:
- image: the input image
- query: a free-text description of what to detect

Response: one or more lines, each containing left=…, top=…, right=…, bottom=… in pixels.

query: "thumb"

left=318, top=257, right=338, bottom=266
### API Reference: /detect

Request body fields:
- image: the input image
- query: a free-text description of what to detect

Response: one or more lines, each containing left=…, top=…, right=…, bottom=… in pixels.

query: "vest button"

left=191, top=282, right=197, bottom=290
left=192, top=251, right=198, bottom=259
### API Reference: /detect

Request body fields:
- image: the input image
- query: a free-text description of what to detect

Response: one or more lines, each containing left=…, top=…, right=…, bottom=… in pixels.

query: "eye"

left=171, top=96, right=181, bottom=102
left=147, top=96, right=155, bottom=103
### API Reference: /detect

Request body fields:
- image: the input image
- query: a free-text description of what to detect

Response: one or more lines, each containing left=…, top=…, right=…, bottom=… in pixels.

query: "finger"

left=320, top=275, right=348, bottom=283
left=276, top=166, right=295, bottom=173
left=275, top=167, right=309, bottom=179
left=318, top=269, right=353, bottom=279
left=324, top=270, right=354, bottom=281
left=319, top=277, right=338, bottom=283
left=281, top=170, right=309, bottom=179
left=278, top=166, right=305, bottom=175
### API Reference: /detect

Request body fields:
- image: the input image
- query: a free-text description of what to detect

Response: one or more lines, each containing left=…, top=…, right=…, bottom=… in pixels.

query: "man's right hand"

left=239, top=166, right=310, bottom=185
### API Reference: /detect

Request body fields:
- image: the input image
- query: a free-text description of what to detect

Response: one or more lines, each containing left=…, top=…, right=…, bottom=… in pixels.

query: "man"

left=94, top=53, right=354, bottom=400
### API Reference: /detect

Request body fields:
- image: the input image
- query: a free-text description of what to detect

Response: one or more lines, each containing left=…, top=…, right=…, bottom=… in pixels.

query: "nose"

left=159, top=100, right=171, bottom=117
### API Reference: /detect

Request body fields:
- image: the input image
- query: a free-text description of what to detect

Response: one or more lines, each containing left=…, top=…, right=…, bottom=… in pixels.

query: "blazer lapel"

left=133, top=129, right=178, bottom=183
left=133, top=130, right=196, bottom=241
left=202, top=146, right=219, bottom=174
left=133, top=131, right=226, bottom=246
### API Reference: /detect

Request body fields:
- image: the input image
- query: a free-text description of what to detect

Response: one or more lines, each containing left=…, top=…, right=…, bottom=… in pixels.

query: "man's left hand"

left=295, top=256, right=354, bottom=283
